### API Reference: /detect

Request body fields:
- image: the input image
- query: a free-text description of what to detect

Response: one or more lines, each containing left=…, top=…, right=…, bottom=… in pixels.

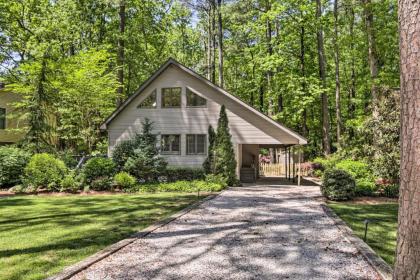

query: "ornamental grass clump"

left=321, top=169, right=355, bottom=201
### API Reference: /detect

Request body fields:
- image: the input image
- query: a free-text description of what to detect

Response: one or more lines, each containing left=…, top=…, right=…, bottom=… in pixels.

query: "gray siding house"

left=101, top=59, right=307, bottom=181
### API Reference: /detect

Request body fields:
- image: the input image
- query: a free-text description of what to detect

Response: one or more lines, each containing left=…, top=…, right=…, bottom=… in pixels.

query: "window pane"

left=162, top=87, right=181, bottom=107
left=172, top=135, right=180, bottom=152
left=0, top=108, right=5, bottom=129
left=186, top=135, right=195, bottom=155
left=196, top=135, right=206, bottom=154
left=186, top=88, right=206, bottom=107
left=137, top=90, right=156, bottom=108
left=161, top=135, right=180, bottom=154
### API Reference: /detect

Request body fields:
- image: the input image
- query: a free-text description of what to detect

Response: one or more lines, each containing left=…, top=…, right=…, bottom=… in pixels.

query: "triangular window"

left=137, top=90, right=157, bottom=108
left=186, top=88, right=207, bottom=107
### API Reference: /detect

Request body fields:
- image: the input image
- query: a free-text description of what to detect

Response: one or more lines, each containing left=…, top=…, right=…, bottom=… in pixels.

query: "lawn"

left=328, top=201, right=398, bottom=266
left=0, top=193, right=202, bottom=280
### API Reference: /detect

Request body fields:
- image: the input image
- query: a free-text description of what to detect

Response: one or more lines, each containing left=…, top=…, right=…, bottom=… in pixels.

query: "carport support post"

left=297, top=146, right=301, bottom=186
left=284, top=146, right=287, bottom=179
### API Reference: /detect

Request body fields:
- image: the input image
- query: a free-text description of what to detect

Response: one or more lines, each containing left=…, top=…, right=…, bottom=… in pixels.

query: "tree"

left=203, top=124, right=216, bottom=173
left=394, top=0, right=420, bottom=277
left=316, top=0, right=331, bottom=155
left=333, top=0, right=342, bottom=147
left=117, top=0, right=126, bottom=104
left=213, top=105, right=237, bottom=185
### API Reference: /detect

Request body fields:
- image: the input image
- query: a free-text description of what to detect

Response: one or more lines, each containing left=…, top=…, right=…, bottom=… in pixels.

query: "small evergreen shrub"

left=91, top=176, right=113, bottom=191
left=23, top=153, right=67, bottom=191
left=321, top=169, right=355, bottom=201
left=0, top=147, right=31, bottom=187
left=112, top=140, right=136, bottom=170
left=382, top=184, right=399, bottom=198
left=163, top=167, right=205, bottom=182
left=60, top=173, right=80, bottom=193
left=83, top=157, right=116, bottom=184
left=114, top=172, right=136, bottom=189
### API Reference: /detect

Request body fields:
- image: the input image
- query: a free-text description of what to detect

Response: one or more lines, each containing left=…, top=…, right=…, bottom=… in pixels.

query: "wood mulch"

left=350, top=197, right=398, bottom=204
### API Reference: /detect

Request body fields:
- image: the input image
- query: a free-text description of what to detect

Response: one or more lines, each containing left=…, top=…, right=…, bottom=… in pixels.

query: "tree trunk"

left=211, top=0, right=216, bottom=83
left=316, top=0, right=331, bottom=155
left=207, top=6, right=212, bottom=81
left=333, top=0, right=342, bottom=147
left=266, top=2, right=274, bottom=116
left=348, top=1, right=356, bottom=124
left=394, top=0, right=420, bottom=278
left=361, top=0, right=379, bottom=117
left=217, top=0, right=223, bottom=87
left=300, top=25, right=308, bottom=137
left=117, top=0, right=125, bottom=105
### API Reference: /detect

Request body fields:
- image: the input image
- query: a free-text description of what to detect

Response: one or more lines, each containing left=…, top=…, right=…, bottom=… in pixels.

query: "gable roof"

left=101, top=58, right=307, bottom=145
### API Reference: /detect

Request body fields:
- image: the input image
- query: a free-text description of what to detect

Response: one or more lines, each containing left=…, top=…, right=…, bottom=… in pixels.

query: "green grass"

left=328, top=201, right=398, bottom=266
left=0, top=193, right=201, bottom=280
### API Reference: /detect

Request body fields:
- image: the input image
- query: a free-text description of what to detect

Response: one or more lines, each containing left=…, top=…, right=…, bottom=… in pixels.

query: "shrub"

left=23, top=153, right=67, bottom=191
left=9, top=185, right=27, bottom=194
left=335, top=160, right=375, bottom=184
left=91, top=176, right=113, bottom=191
left=127, top=180, right=226, bottom=193
left=60, top=173, right=80, bottom=193
left=355, top=181, right=377, bottom=196
left=114, top=172, right=136, bottom=189
left=381, top=184, right=399, bottom=198
left=83, top=157, right=115, bottom=184
left=112, top=140, right=136, bottom=170
left=313, top=155, right=340, bottom=171
left=205, top=174, right=228, bottom=188
left=321, top=169, right=355, bottom=201
left=58, top=151, right=79, bottom=169
left=0, top=147, right=31, bottom=187
left=163, top=167, right=205, bottom=182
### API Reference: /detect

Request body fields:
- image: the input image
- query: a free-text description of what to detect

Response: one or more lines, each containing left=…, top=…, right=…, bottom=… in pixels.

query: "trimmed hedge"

left=126, top=180, right=225, bottom=193
left=321, top=169, right=355, bottom=201
left=82, top=157, right=116, bottom=184
left=163, top=167, right=205, bottom=182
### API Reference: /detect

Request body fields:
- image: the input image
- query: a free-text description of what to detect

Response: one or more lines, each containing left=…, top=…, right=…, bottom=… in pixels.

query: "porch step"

left=240, top=168, right=256, bottom=183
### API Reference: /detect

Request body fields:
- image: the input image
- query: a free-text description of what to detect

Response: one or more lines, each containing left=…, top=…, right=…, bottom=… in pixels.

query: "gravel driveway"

left=71, top=179, right=379, bottom=280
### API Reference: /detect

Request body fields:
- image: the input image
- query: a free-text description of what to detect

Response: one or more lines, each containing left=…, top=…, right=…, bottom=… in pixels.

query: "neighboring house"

left=101, top=59, right=307, bottom=182
left=0, top=83, right=26, bottom=145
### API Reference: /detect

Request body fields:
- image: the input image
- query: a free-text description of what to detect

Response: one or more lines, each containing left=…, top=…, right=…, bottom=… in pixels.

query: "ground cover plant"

left=0, top=193, right=202, bottom=280
left=328, top=201, right=398, bottom=265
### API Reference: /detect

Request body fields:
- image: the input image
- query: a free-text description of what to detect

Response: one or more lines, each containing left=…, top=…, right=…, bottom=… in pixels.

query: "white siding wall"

left=108, top=65, right=282, bottom=168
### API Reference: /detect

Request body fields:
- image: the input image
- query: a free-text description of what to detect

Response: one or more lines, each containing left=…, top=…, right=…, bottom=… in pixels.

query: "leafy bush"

left=313, top=155, right=340, bottom=171
left=58, top=151, right=79, bottom=169
left=127, top=180, right=225, bottom=193
left=114, top=172, right=136, bottom=189
left=335, top=160, right=375, bottom=184
left=60, top=172, right=80, bottom=193
left=23, top=153, right=68, bottom=190
left=0, top=147, right=31, bottom=187
left=9, top=185, right=27, bottom=194
left=381, top=184, right=399, bottom=198
left=112, top=140, right=136, bottom=171
left=82, top=157, right=115, bottom=184
left=355, top=181, right=377, bottom=196
left=321, top=169, right=355, bottom=201
left=163, top=167, right=205, bottom=182
left=91, top=176, right=113, bottom=191
left=205, top=174, right=228, bottom=188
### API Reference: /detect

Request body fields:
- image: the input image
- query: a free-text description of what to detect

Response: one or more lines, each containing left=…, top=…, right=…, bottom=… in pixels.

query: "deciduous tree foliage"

left=0, top=0, right=400, bottom=161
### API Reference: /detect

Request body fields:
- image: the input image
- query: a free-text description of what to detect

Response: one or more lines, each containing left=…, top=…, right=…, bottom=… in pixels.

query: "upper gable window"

left=161, top=87, right=181, bottom=108
left=186, top=88, right=207, bottom=107
left=137, top=90, right=157, bottom=108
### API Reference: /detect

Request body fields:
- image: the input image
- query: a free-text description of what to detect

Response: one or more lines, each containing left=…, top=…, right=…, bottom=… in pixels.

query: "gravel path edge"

left=321, top=203, right=394, bottom=280
left=45, top=191, right=224, bottom=280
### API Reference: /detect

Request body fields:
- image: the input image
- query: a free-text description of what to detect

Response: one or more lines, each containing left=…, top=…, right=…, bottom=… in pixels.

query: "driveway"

left=72, top=179, right=379, bottom=280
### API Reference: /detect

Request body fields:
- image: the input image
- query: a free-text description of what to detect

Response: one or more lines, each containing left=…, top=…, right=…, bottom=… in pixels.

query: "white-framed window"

left=186, top=88, right=207, bottom=107
left=161, top=134, right=181, bottom=154
left=161, top=87, right=181, bottom=108
left=186, top=134, right=206, bottom=155
left=137, top=89, right=157, bottom=108
left=0, top=108, right=5, bottom=129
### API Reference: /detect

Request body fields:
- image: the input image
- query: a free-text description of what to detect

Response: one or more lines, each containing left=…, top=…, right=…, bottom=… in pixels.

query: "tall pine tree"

left=213, top=105, right=237, bottom=185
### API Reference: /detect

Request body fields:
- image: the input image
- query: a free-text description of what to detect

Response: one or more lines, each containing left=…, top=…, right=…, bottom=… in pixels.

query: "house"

left=101, top=59, right=307, bottom=182
left=0, top=83, right=26, bottom=145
